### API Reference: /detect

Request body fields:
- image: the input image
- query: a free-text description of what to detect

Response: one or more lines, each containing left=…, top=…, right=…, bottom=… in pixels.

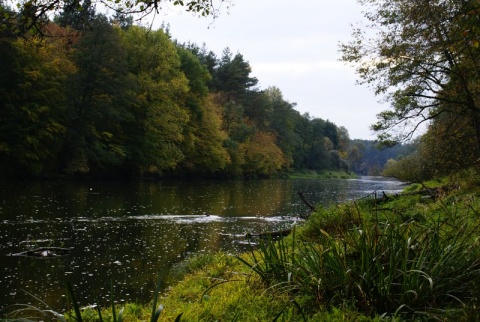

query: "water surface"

left=0, top=177, right=403, bottom=311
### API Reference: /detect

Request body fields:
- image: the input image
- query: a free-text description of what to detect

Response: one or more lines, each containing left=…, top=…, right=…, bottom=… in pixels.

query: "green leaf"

left=66, top=282, right=83, bottom=322
left=174, top=313, right=183, bottom=322
left=117, top=307, right=125, bottom=322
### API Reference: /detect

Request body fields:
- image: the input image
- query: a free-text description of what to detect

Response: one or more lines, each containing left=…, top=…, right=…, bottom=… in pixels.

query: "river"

left=0, top=177, right=403, bottom=312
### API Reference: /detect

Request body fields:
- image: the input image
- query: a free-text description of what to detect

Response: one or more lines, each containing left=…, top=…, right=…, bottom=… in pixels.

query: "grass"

left=231, top=175, right=480, bottom=320
left=3, top=173, right=480, bottom=321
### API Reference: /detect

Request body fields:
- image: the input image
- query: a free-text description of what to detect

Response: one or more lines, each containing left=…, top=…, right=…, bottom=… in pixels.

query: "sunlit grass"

left=236, top=179, right=480, bottom=320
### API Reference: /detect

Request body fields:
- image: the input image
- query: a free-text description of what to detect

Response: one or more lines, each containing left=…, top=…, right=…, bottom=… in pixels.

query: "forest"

left=0, top=0, right=396, bottom=179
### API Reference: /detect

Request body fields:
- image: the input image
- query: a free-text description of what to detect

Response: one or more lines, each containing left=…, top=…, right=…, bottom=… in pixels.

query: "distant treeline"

left=0, top=3, right=404, bottom=179
left=349, top=140, right=415, bottom=176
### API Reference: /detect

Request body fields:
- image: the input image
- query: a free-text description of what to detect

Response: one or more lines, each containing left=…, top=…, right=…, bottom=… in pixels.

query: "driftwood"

left=245, top=228, right=293, bottom=239
left=10, top=247, right=73, bottom=258
left=297, top=191, right=316, bottom=211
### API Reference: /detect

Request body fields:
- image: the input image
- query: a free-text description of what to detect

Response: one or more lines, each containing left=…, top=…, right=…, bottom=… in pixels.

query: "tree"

left=241, top=131, right=287, bottom=177
left=211, top=47, right=258, bottom=100
left=61, top=16, right=134, bottom=175
left=324, top=120, right=339, bottom=150
left=121, top=26, right=189, bottom=175
left=418, top=109, right=478, bottom=177
left=0, top=27, right=74, bottom=176
left=307, top=118, right=331, bottom=170
left=55, top=0, right=96, bottom=30
left=382, top=152, right=428, bottom=182
left=110, top=11, right=133, bottom=30
left=341, top=0, right=480, bottom=156
left=347, top=141, right=364, bottom=174
left=176, top=46, right=230, bottom=174
left=265, top=86, right=298, bottom=168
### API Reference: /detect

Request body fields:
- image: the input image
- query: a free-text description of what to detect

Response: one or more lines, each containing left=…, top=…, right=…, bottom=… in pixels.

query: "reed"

left=239, top=197, right=480, bottom=319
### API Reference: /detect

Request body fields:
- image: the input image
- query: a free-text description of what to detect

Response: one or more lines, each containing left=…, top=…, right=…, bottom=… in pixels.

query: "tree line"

left=1, top=1, right=377, bottom=179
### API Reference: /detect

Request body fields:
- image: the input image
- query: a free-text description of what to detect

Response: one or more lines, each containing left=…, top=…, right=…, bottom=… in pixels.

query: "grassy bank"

left=4, top=171, right=480, bottom=321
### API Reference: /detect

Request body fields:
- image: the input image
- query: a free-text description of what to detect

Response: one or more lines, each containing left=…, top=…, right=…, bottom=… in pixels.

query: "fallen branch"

left=245, top=228, right=292, bottom=239
left=10, top=247, right=73, bottom=258
left=297, top=191, right=316, bottom=211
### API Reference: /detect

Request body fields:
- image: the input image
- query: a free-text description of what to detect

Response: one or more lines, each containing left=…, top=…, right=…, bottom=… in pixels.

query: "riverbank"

left=3, top=172, right=479, bottom=321
left=286, top=169, right=358, bottom=179
left=64, top=171, right=480, bottom=321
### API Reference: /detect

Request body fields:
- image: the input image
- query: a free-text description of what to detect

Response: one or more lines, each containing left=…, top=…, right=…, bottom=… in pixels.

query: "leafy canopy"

left=341, top=0, right=480, bottom=148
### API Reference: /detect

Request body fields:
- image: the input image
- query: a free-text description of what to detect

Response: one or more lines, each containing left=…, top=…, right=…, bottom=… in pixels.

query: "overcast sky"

left=148, top=1, right=383, bottom=140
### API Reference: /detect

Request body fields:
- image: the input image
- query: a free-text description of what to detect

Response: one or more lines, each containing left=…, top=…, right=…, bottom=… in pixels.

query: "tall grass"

left=239, top=198, right=480, bottom=320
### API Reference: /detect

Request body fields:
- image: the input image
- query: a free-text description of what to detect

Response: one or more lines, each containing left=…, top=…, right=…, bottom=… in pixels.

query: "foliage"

left=62, top=16, right=133, bottom=175
left=121, top=26, right=189, bottom=175
left=418, top=109, right=480, bottom=177
left=383, top=121, right=480, bottom=181
left=175, top=47, right=230, bottom=174
left=0, top=6, right=361, bottom=178
left=382, top=152, right=427, bottom=182
left=341, top=0, right=480, bottom=167
left=0, top=31, right=72, bottom=176
left=241, top=131, right=287, bottom=176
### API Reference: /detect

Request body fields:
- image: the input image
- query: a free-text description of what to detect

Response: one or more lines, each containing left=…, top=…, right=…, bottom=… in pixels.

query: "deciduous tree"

left=176, top=46, right=230, bottom=174
left=0, top=30, right=73, bottom=176
left=62, top=16, right=133, bottom=174
left=121, top=26, right=189, bottom=175
left=242, top=131, right=286, bottom=176
left=341, top=0, right=480, bottom=157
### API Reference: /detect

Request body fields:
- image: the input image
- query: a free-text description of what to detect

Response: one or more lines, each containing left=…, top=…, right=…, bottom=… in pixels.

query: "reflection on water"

left=0, top=177, right=403, bottom=311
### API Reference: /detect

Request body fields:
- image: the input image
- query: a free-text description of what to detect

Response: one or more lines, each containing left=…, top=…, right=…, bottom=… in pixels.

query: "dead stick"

left=297, top=191, right=316, bottom=211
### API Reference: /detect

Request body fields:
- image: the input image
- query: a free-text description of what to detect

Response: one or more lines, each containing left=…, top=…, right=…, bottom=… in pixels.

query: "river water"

left=0, top=177, right=403, bottom=312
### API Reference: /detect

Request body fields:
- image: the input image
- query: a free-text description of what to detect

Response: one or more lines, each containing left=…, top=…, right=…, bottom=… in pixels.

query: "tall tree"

left=241, top=131, right=287, bottom=176
left=419, top=107, right=478, bottom=177
left=341, top=0, right=480, bottom=157
left=121, top=26, right=189, bottom=175
left=62, top=15, right=133, bottom=175
left=0, top=29, right=74, bottom=176
left=176, top=45, right=230, bottom=174
left=264, top=86, right=298, bottom=168
left=307, top=118, right=330, bottom=170
left=110, top=11, right=133, bottom=30
left=55, top=0, right=96, bottom=30
left=211, top=47, right=258, bottom=100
